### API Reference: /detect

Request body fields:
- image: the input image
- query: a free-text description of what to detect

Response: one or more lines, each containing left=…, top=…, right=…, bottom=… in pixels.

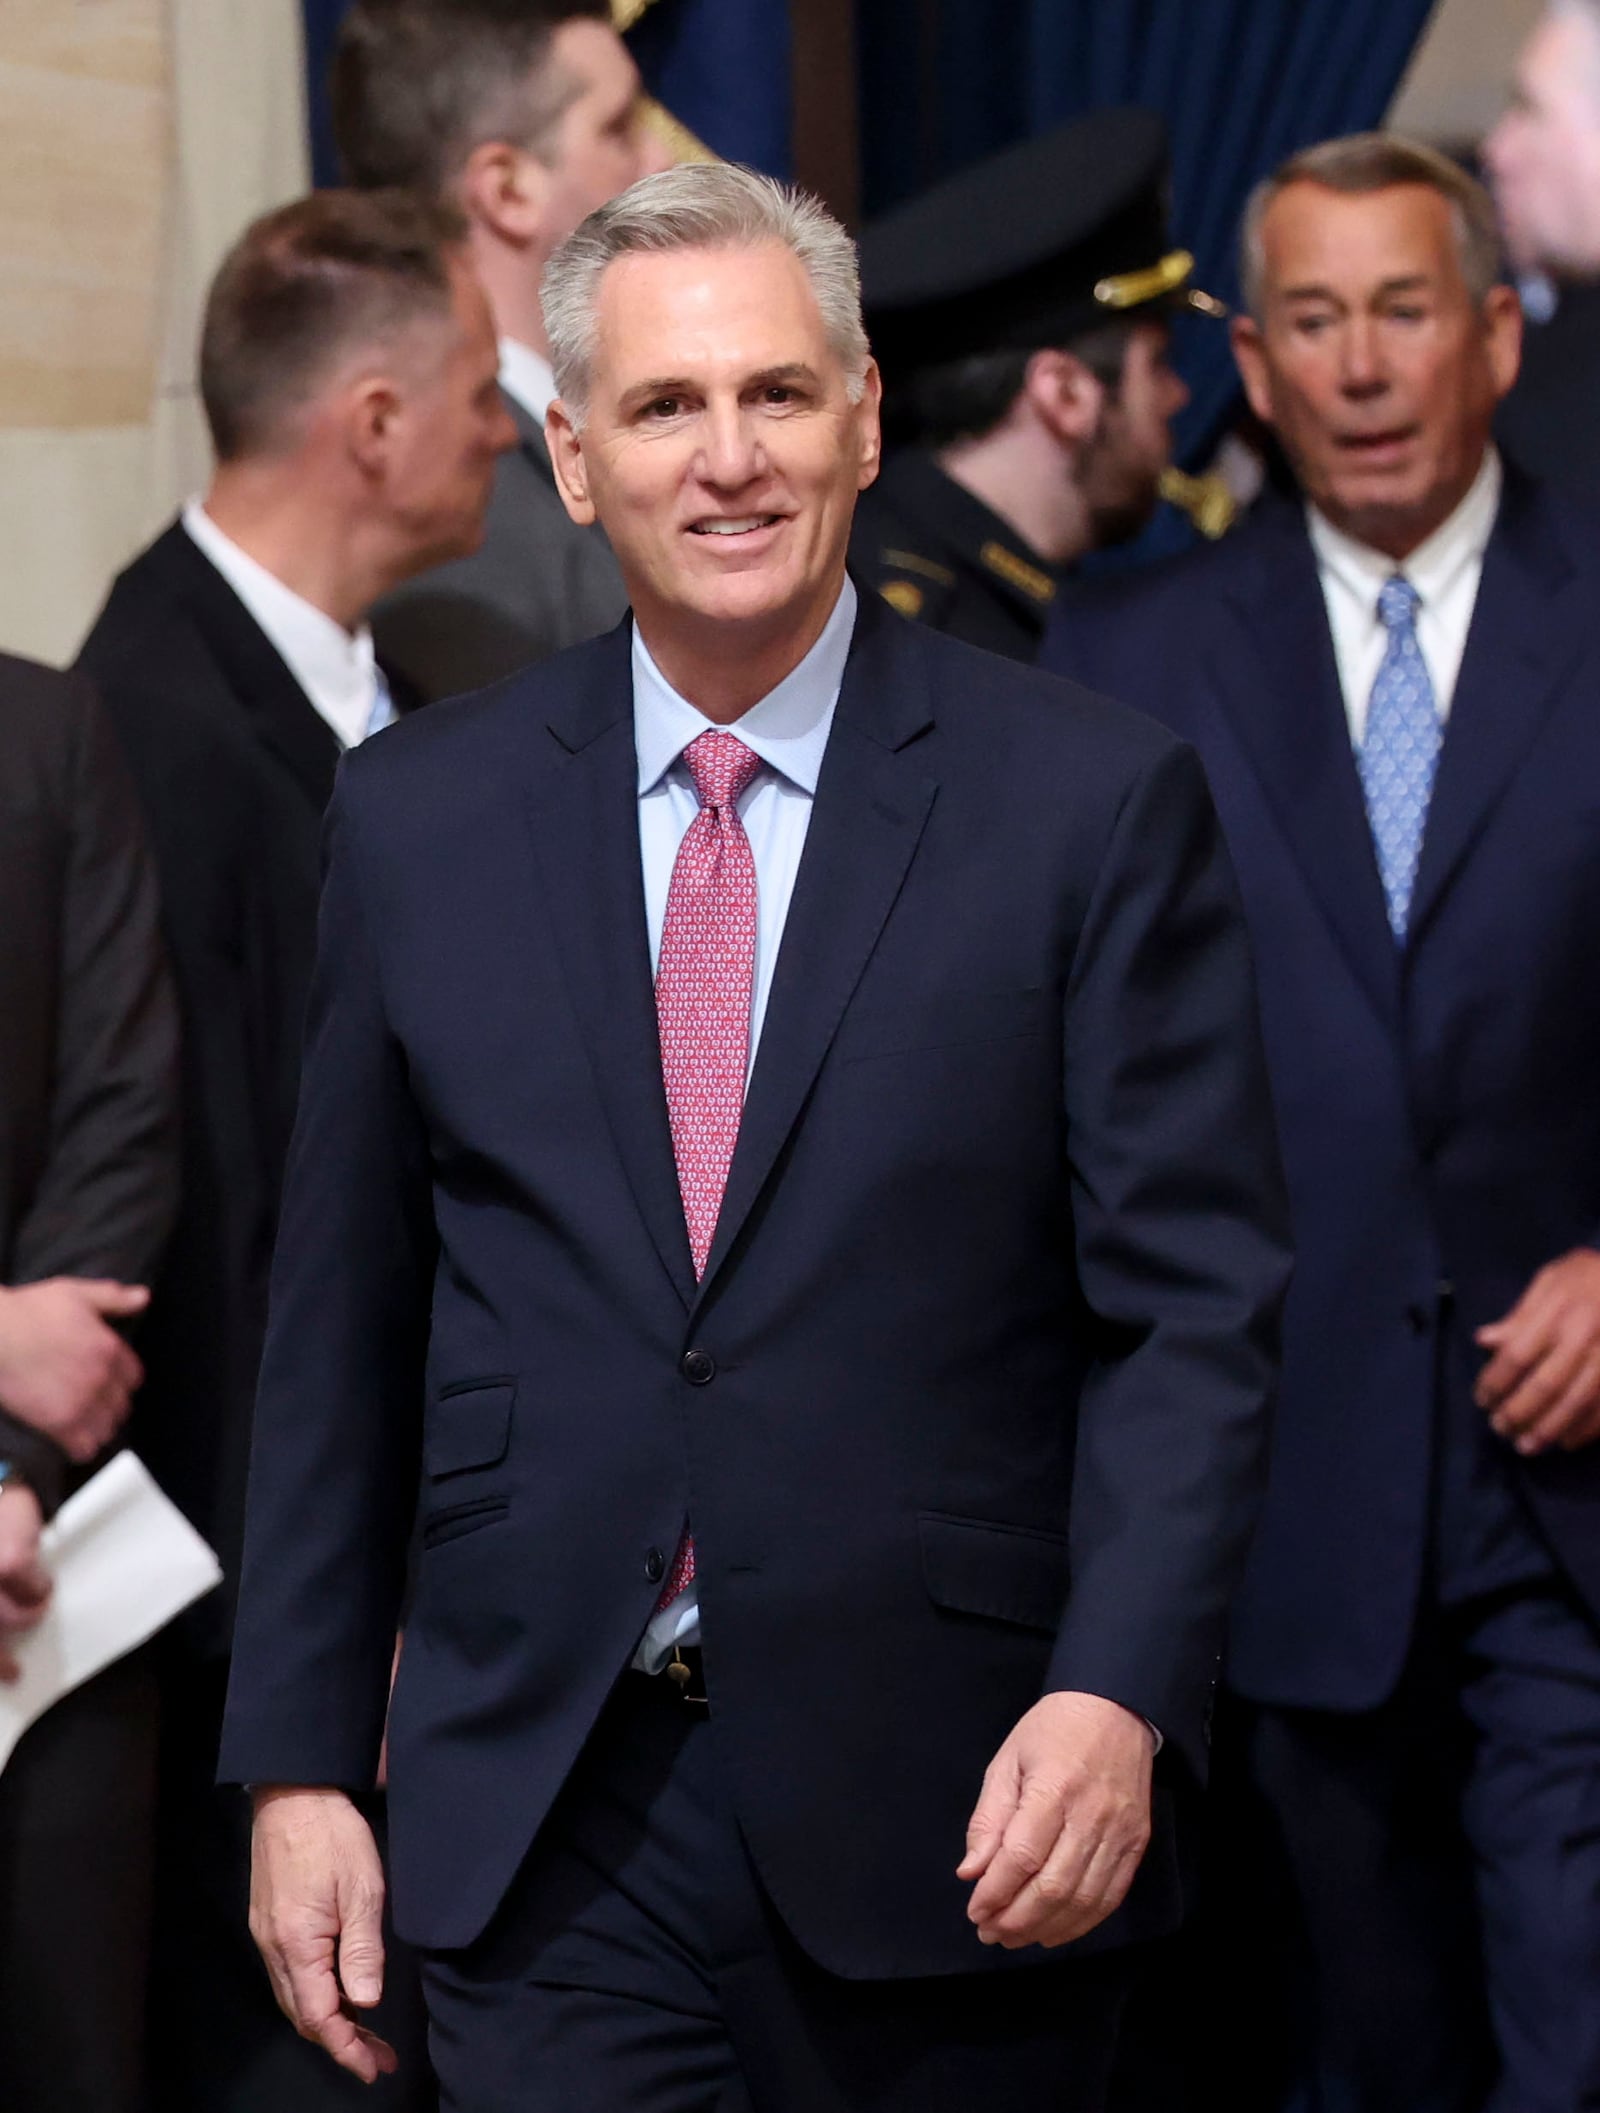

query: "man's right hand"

left=250, top=1786, right=398, bottom=2084
left=0, top=1480, right=51, bottom=1681
left=0, top=1279, right=149, bottom=1462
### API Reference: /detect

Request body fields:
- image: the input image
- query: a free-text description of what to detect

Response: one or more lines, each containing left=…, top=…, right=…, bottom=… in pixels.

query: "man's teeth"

left=694, top=517, right=774, bottom=535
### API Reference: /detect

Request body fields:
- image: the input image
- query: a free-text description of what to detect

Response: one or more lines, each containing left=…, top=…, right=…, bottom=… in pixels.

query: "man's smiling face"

left=549, top=240, right=880, bottom=661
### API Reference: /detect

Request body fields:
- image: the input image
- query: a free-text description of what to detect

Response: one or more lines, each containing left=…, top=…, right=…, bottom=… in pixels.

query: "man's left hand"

left=958, top=1690, right=1153, bottom=1951
left=1476, top=1248, right=1600, bottom=1455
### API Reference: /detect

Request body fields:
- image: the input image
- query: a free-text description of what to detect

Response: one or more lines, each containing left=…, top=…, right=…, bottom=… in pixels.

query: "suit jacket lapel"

left=1408, top=468, right=1585, bottom=944
left=526, top=622, right=697, bottom=1309
left=1214, top=507, right=1400, bottom=1031
left=696, top=594, right=938, bottom=1301
left=152, top=523, right=342, bottom=810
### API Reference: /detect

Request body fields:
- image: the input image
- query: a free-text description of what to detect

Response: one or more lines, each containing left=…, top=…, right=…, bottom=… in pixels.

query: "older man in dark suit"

left=78, top=186, right=512, bottom=2113
left=1046, top=135, right=1600, bottom=2112
left=333, top=0, right=674, bottom=699
left=0, top=657, right=178, bottom=2113
left=219, top=162, right=1289, bottom=2113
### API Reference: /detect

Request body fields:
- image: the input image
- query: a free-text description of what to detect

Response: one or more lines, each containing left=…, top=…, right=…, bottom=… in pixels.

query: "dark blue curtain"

left=304, top=0, right=347, bottom=186
left=627, top=0, right=793, bottom=179
left=858, top=0, right=1440, bottom=479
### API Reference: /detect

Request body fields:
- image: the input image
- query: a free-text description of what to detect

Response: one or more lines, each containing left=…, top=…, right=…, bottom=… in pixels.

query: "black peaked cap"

left=859, top=107, right=1209, bottom=378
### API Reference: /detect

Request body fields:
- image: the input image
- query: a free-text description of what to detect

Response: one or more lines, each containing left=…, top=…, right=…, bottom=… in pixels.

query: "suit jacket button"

left=644, top=1547, right=665, bottom=1584
left=681, top=1348, right=716, bottom=1385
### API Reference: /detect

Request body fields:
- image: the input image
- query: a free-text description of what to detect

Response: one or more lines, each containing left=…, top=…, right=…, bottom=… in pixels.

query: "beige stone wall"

left=0, top=0, right=309, bottom=667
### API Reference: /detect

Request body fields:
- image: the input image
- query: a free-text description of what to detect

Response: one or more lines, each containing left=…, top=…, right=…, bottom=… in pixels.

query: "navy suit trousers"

left=1215, top=1556, right=1600, bottom=2113
left=421, top=1670, right=1135, bottom=2113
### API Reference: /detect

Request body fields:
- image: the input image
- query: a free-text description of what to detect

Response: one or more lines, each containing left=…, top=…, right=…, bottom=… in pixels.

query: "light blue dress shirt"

left=631, top=576, right=857, bottom=1672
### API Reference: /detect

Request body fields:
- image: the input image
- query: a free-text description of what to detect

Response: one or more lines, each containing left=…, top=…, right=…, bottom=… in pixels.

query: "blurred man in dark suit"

left=1048, top=135, right=1600, bottom=2112
left=0, top=659, right=178, bottom=2113
left=78, top=186, right=512, bottom=2113
left=850, top=111, right=1212, bottom=664
left=333, top=0, right=673, bottom=698
left=1486, top=1, right=1600, bottom=494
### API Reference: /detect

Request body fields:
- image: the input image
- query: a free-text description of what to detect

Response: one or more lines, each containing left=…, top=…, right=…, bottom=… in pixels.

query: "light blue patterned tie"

left=1358, top=575, right=1440, bottom=942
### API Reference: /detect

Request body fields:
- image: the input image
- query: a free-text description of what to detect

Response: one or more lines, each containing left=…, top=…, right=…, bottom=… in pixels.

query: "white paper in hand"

left=0, top=1451, right=222, bottom=1773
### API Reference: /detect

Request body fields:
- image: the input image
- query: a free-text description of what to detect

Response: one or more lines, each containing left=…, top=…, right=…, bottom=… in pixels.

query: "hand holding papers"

left=0, top=1450, right=221, bottom=1773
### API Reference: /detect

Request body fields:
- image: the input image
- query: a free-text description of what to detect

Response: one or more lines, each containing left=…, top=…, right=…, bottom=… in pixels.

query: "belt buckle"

left=665, top=1647, right=708, bottom=1709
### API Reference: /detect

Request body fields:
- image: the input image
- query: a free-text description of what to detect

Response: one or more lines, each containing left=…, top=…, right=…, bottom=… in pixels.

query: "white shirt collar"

left=497, top=338, right=558, bottom=429
left=181, top=500, right=380, bottom=751
left=632, top=577, right=858, bottom=799
left=1306, top=447, right=1503, bottom=615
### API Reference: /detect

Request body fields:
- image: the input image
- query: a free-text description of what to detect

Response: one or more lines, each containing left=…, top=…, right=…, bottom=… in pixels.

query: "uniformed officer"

left=852, top=108, right=1221, bottom=661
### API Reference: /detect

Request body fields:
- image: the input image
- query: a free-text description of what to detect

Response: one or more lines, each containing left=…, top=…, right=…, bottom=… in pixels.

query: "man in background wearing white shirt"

left=1045, top=135, right=1600, bottom=2113
left=332, top=0, right=674, bottom=701
left=77, top=185, right=512, bottom=2113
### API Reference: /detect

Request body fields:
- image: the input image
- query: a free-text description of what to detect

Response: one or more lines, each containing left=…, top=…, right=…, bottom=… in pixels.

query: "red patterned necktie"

left=653, top=729, right=763, bottom=1610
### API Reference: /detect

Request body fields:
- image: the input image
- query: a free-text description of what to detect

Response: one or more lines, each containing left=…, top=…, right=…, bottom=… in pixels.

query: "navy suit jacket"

left=219, top=591, right=1289, bottom=1973
left=1043, top=470, right=1600, bottom=1714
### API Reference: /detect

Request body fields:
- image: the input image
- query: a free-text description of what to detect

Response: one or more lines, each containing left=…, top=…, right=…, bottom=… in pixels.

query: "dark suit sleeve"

left=1046, top=736, right=1291, bottom=1778
left=218, top=775, right=437, bottom=1789
left=9, top=679, right=179, bottom=1289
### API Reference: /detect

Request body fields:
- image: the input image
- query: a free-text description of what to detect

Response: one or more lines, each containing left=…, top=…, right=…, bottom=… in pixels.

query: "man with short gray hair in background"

left=333, top=0, right=673, bottom=699
left=217, top=161, right=1289, bottom=2112
left=1047, top=133, right=1600, bottom=2112
left=1486, top=0, right=1600, bottom=493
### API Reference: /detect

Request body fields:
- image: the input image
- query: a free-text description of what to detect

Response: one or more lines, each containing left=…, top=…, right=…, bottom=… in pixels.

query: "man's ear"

left=854, top=358, right=883, bottom=491
left=1482, top=281, right=1524, bottom=403
left=344, top=375, right=402, bottom=482
left=1230, top=314, right=1275, bottom=428
left=458, top=139, right=550, bottom=248
left=545, top=400, right=597, bottom=525
left=1023, top=347, right=1105, bottom=449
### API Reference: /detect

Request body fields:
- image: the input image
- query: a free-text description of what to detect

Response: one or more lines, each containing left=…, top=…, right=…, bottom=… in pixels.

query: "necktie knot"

left=683, top=730, right=761, bottom=815
left=1377, top=574, right=1420, bottom=635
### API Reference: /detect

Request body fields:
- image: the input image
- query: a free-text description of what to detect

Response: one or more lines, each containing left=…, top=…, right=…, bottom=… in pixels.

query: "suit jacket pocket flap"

left=426, top=1380, right=514, bottom=1479
left=918, top=1511, right=1070, bottom=1632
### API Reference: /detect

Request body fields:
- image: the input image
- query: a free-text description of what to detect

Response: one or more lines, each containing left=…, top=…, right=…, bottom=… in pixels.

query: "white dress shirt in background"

left=1307, top=447, right=1502, bottom=740
left=182, top=500, right=389, bottom=749
left=497, top=338, right=559, bottom=430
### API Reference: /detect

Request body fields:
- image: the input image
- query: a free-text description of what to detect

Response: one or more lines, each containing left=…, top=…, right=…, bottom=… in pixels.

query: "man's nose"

left=696, top=400, right=765, bottom=488
left=1483, top=113, right=1513, bottom=182
left=1338, top=319, right=1387, bottom=395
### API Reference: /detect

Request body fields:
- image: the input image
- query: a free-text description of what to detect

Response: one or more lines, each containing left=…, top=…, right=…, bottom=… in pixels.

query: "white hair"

left=540, top=161, right=871, bottom=425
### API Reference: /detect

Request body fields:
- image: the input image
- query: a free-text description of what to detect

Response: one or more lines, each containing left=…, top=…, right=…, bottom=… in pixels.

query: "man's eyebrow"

left=617, top=363, right=824, bottom=412
left=747, top=363, right=822, bottom=389
left=618, top=376, right=695, bottom=411
left=1278, top=273, right=1433, bottom=304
